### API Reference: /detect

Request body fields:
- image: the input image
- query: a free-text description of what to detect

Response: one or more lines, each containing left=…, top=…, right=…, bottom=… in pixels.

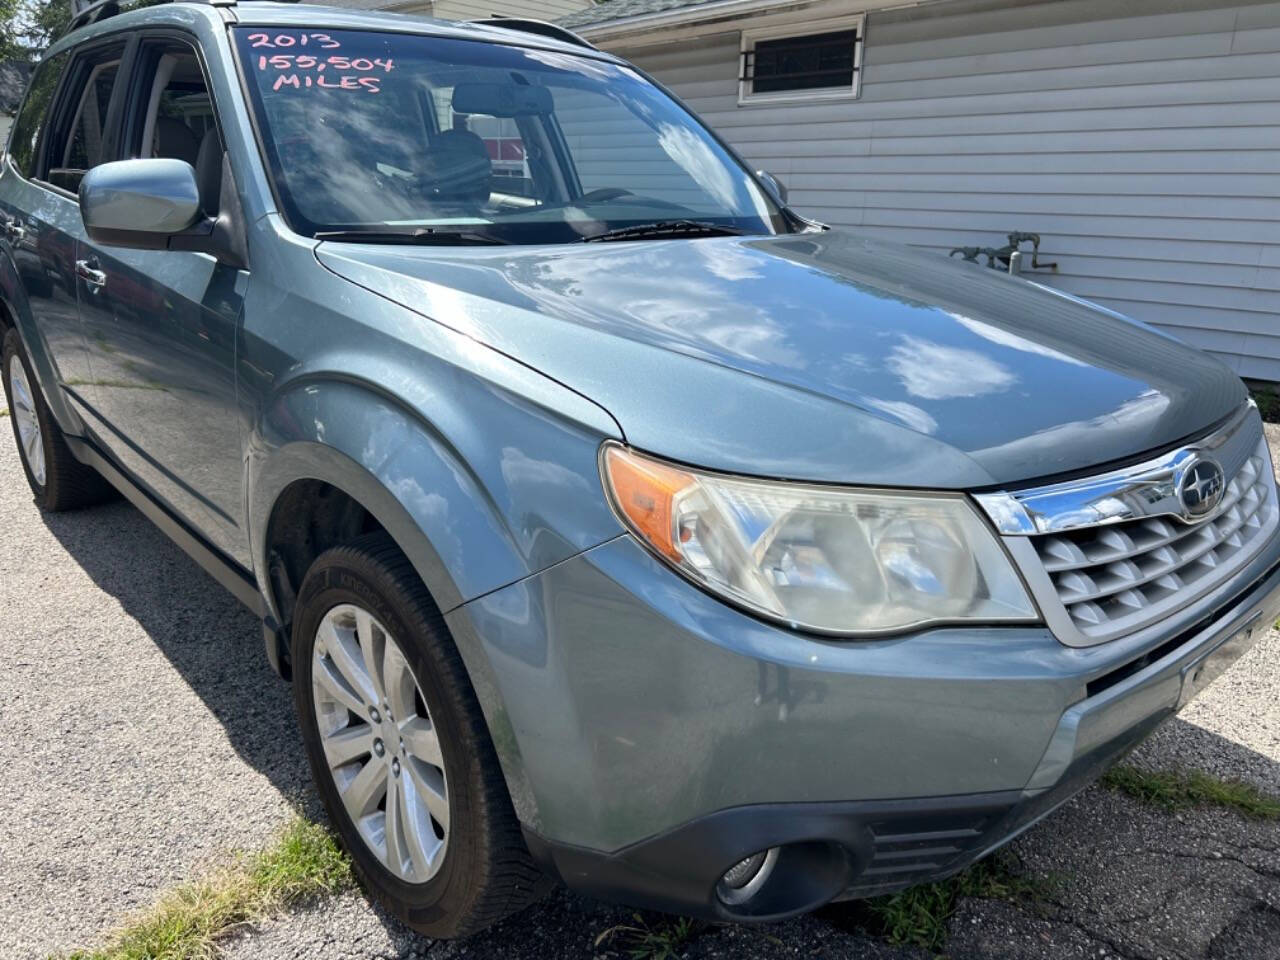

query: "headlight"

left=601, top=443, right=1038, bottom=636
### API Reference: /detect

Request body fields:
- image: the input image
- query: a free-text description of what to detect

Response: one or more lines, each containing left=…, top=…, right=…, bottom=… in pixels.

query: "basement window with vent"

left=739, top=16, right=864, bottom=105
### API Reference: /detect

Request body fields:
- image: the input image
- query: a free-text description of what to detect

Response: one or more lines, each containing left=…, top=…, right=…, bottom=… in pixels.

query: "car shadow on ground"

left=37, top=493, right=1280, bottom=960
left=38, top=494, right=319, bottom=817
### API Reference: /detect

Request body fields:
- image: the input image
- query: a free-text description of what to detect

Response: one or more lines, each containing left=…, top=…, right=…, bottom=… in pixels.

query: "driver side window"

left=127, top=39, right=224, bottom=218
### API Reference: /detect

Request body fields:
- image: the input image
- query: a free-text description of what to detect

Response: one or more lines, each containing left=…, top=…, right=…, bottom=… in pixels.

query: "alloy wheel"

left=8, top=353, right=44, bottom=487
left=311, top=603, right=449, bottom=883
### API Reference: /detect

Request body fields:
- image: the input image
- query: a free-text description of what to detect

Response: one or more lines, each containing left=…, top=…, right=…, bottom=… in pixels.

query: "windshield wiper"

left=580, top=220, right=747, bottom=243
left=315, top=228, right=508, bottom=246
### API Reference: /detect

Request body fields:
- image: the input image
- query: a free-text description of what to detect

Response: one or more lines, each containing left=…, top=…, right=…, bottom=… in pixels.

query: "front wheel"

left=292, top=532, right=545, bottom=938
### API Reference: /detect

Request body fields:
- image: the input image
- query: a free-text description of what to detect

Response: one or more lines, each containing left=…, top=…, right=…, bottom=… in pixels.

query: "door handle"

left=75, top=258, right=106, bottom=291
left=2, top=217, right=23, bottom=243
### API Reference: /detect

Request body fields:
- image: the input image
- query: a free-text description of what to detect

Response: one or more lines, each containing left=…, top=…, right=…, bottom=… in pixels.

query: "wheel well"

left=264, top=479, right=386, bottom=634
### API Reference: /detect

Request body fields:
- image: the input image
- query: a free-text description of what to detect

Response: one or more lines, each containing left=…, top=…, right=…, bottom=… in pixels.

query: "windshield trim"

left=228, top=24, right=794, bottom=246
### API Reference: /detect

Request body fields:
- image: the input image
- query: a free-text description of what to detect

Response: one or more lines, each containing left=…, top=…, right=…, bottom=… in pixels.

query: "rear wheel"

left=2, top=328, right=113, bottom=511
left=292, top=532, right=546, bottom=938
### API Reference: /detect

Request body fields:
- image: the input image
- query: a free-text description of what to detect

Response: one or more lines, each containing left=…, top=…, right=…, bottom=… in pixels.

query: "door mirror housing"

left=78, top=158, right=246, bottom=267
left=756, top=169, right=788, bottom=206
left=80, top=159, right=202, bottom=246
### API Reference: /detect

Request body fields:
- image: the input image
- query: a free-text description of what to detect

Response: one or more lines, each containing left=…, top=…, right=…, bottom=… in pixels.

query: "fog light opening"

left=716, top=847, right=780, bottom=906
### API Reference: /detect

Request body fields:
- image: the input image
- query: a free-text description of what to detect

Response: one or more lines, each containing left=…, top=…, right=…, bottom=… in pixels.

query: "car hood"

left=316, top=229, right=1244, bottom=488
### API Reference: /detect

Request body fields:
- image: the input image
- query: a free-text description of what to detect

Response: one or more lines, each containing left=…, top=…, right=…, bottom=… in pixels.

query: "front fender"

left=241, top=225, right=627, bottom=824
left=248, top=372, right=624, bottom=832
left=248, top=373, right=624, bottom=620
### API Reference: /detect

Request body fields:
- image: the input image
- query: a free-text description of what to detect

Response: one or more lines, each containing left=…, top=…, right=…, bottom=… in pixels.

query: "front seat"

left=153, top=116, right=200, bottom=167
left=422, top=129, right=492, bottom=207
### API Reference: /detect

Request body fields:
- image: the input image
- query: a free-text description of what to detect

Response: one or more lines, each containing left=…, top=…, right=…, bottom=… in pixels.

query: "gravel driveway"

left=2, top=425, right=1279, bottom=960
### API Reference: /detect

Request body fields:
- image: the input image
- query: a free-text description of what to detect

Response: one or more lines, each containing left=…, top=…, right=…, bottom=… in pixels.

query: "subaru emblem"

left=1178, top=458, right=1225, bottom=520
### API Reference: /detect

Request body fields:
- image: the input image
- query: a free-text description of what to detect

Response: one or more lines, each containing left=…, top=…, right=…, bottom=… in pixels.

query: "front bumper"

left=446, top=528, right=1280, bottom=921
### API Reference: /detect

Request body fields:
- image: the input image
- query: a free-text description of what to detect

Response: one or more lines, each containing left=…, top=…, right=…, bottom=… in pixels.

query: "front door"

left=75, top=35, right=249, bottom=567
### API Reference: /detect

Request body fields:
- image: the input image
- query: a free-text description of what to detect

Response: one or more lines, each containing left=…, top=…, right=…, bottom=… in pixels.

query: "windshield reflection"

left=234, top=28, right=788, bottom=243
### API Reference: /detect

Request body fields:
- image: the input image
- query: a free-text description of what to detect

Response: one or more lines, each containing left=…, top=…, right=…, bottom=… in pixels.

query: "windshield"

left=233, top=28, right=789, bottom=243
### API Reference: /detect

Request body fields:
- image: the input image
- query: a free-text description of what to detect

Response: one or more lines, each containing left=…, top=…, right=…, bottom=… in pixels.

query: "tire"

left=2, top=328, right=113, bottom=511
left=292, top=532, right=546, bottom=938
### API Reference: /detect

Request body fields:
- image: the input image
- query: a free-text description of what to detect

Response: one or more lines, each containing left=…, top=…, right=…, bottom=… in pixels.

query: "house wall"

left=610, top=0, right=1280, bottom=380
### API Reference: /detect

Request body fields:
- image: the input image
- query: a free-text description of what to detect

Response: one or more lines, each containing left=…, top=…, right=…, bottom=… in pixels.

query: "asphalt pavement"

left=2, top=423, right=1278, bottom=960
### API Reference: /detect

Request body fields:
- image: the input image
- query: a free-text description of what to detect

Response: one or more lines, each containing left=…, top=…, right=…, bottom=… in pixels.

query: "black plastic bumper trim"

left=523, top=789, right=1023, bottom=923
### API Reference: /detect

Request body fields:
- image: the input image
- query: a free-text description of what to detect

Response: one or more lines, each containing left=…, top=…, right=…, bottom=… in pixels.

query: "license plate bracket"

left=1178, top=614, right=1260, bottom=708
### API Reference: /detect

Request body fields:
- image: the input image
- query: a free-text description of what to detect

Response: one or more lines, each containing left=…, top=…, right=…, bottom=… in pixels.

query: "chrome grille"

left=979, top=406, right=1279, bottom=646
left=1035, top=440, right=1274, bottom=639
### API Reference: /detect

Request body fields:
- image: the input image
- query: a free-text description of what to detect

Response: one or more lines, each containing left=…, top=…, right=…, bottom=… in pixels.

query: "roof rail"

left=64, top=3, right=591, bottom=46
left=67, top=0, right=120, bottom=32
left=65, top=0, right=300, bottom=36
left=474, top=17, right=596, bottom=50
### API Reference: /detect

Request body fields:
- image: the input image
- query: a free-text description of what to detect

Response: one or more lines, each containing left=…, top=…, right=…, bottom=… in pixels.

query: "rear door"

left=75, top=31, right=250, bottom=567
left=0, top=40, right=128, bottom=427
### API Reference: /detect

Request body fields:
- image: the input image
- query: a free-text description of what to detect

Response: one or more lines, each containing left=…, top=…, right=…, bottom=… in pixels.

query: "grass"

left=1102, top=764, right=1280, bottom=819
left=594, top=914, right=700, bottom=959
left=592, top=852, right=1055, bottom=958
left=55, top=767, right=1273, bottom=960
left=1248, top=385, right=1280, bottom=423
left=852, top=851, right=1055, bottom=954
left=60, top=817, right=353, bottom=960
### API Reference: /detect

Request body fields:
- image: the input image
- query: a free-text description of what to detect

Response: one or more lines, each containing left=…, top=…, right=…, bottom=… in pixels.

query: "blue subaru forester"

left=3, top=0, right=1278, bottom=937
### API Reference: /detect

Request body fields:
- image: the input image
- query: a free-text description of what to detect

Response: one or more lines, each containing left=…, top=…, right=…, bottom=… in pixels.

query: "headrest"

left=422, top=129, right=492, bottom=206
left=154, top=116, right=199, bottom=166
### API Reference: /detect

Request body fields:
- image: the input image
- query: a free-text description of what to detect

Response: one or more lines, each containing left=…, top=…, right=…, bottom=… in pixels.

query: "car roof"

left=49, top=1, right=621, bottom=64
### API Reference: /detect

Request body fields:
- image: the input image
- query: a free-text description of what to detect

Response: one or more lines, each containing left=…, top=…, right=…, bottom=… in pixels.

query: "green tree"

left=0, top=0, right=68, bottom=58
left=21, top=0, right=69, bottom=53
left=0, top=0, right=27, bottom=60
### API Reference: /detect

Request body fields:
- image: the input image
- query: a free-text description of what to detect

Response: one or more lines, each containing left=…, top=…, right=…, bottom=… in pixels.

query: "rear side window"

left=7, top=52, right=69, bottom=178
left=47, top=52, right=124, bottom=192
left=63, top=62, right=119, bottom=173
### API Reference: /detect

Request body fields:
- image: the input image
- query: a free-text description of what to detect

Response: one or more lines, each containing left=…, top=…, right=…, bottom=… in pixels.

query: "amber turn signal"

left=602, top=445, right=695, bottom=561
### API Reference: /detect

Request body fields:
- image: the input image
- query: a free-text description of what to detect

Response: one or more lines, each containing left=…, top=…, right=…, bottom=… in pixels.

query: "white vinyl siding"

left=615, top=0, right=1280, bottom=380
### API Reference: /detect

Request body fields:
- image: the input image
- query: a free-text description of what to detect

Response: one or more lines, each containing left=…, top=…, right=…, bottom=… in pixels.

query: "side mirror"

left=79, top=158, right=203, bottom=249
left=756, top=169, right=788, bottom=206
left=79, top=157, right=248, bottom=268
